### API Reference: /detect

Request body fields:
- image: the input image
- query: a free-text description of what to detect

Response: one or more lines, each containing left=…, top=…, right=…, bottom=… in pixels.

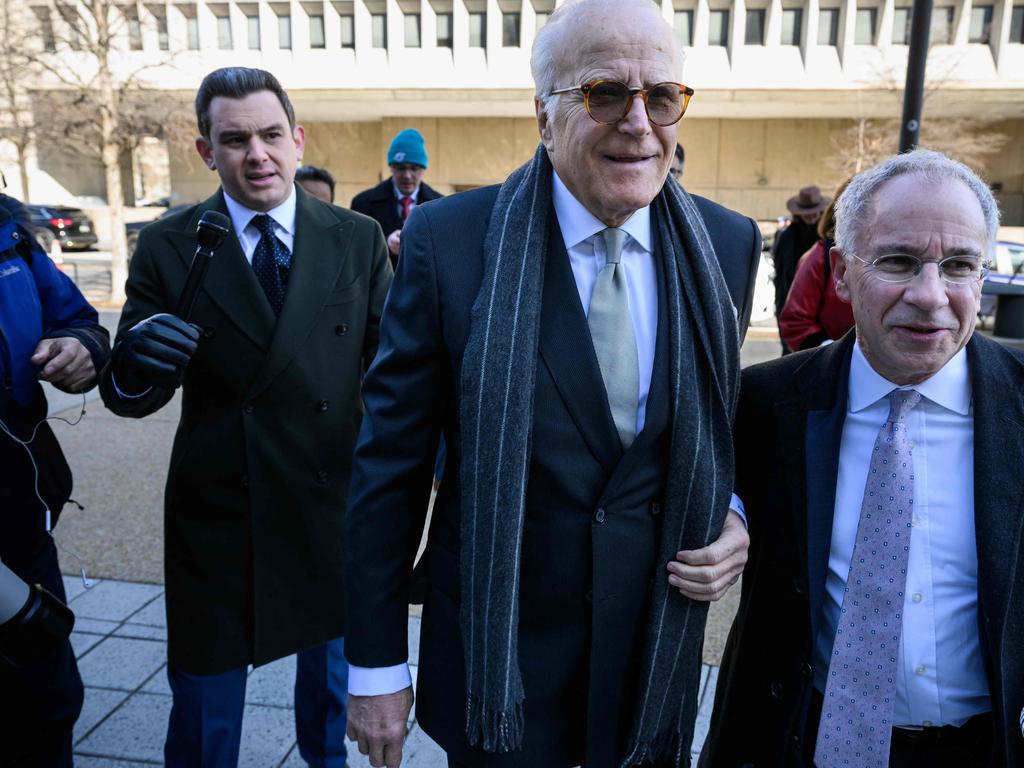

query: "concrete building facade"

left=9, top=0, right=1024, bottom=223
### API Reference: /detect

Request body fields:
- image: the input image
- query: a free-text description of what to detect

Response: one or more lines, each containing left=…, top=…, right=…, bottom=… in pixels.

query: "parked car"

left=980, top=241, right=1024, bottom=320
left=125, top=204, right=191, bottom=257
left=26, top=204, right=99, bottom=251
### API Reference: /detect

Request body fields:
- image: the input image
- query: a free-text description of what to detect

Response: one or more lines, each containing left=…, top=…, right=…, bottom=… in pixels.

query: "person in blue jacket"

left=0, top=199, right=110, bottom=767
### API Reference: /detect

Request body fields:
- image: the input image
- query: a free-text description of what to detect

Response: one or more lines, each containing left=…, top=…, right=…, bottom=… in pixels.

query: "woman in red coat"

left=778, top=180, right=855, bottom=351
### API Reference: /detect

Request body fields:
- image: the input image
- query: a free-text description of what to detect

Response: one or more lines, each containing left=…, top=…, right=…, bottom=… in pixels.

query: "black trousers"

left=805, top=688, right=993, bottom=767
left=0, top=534, right=83, bottom=768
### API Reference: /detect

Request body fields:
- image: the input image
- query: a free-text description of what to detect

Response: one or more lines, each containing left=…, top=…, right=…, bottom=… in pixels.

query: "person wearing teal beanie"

left=387, top=128, right=429, bottom=169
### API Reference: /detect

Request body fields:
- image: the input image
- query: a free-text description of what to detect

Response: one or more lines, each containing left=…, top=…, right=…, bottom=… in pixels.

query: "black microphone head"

left=196, top=210, right=231, bottom=252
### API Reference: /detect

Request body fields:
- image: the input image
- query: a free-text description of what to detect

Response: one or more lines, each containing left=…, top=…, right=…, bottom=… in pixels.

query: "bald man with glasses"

left=343, top=1, right=761, bottom=767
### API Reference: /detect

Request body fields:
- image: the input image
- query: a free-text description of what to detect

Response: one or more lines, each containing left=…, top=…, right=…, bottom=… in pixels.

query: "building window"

left=371, top=13, right=386, bottom=47
left=310, top=14, right=325, bottom=47
left=340, top=14, right=354, bottom=47
left=404, top=13, right=420, bottom=46
left=708, top=9, right=729, bottom=45
left=216, top=15, right=233, bottom=49
left=157, top=14, right=169, bottom=49
left=968, top=5, right=993, bottom=42
left=469, top=11, right=486, bottom=46
left=673, top=10, right=693, bottom=46
left=855, top=7, right=876, bottom=43
left=278, top=13, right=292, bottom=48
left=33, top=8, right=56, bottom=51
left=247, top=15, right=261, bottom=48
left=436, top=12, right=453, bottom=46
left=535, top=11, right=549, bottom=30
left=930, top=6, right=955, bottom=43
left=892, top=6, right=911, bottom=43
left=187, top=15, right=200, bottom=49
left=745, top=8, right=765, bottom=43
left=59, top=7, right=83, bottom=49
left=503, top=12, right=520, bottom=46
left=781, top=7, right=802, bottom=44
left=1012, top=5, right=1024, bottom=42
left=126, top=7, right=144, bottom=50
left=817, top=7, right=839, bottom=44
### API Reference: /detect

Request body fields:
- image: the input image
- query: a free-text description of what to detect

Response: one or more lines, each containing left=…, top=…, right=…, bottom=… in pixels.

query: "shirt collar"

left=223, top=185, right=297, bottom=238
left=551, top=170, right=652, bottom=254
left=848, top=339, right=972, bottom=416
left=393, top=182, right=420, bottom=202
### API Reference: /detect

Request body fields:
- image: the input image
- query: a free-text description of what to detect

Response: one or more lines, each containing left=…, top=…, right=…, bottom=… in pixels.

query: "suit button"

left=594, top=507, right=606, bottom=523
left=243, top=403, right=254, bottom=414
left=649, top=501, right=661, bottom=516
left=791, top=735, right=801, bottom=749
left=316, top=399, right=329, bottom=412
left=801, top=662, right=812, bottom=678
left=769, top=681, right=783, bottom=700
left=335, top=324, right=349, bottom=336
left=11, top=231, right=19, bottom=240
left=201, top=327, right=216, bottom=340
left=793, top=578, right=805, bottom=595
left=316, top=470, right=329, bottom=484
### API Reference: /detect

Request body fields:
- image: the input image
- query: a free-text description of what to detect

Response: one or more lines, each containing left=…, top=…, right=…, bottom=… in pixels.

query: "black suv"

left=26, top=204, right=99, bottom=251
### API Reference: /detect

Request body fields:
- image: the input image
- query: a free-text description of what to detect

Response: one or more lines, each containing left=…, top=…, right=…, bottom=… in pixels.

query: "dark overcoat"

left=700, top=332, right=1024, bottom=767
left=345, top=184, right=761, bottom=767
left=100, top=186, right=392, bottom=674
left=350, top=179, right=444, bottom=266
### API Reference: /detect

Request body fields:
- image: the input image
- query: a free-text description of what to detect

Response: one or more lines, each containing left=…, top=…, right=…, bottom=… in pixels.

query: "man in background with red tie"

left=351, top=128, right=444, bottom=268
left=701, top=149, right=1023, bottom=767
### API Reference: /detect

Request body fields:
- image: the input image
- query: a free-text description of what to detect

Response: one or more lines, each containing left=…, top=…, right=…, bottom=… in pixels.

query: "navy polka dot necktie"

left=815, top=388, right=922, bottom=768
left=251, top=213, right=290, bottom=316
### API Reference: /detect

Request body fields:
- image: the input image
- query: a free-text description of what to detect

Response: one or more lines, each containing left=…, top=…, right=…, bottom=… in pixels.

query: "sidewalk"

left=64, top=576, right=721, bottom=766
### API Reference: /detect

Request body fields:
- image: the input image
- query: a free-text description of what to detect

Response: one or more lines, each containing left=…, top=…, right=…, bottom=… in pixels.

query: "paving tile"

left=74, top=687, right=129, bottom=744
left=76, top=692, right=171, bottom=762
left=698, top=663, right=711, bottom=700
left=690, top=666, right=719, bottom=758
left=63, top=574, right=100, bottom=603
left=140, top=666, right=171, bottom=696
left=74, top=757, right=159, bottom=767
left=278, top=745, right=304, bottom=767
left=238, top=703, right=296, bottom=768
left=408, top=616, right=421, bottom=667
left=77, top=636, right=167, bottom=691
left=71, top=580, right=164, bottom=622
left=403, top=723, right=447, bottom=766
left=71, top=632, right=105, bottom=659
left=246, top=654, right=296, bottom=708
left=114, top=623, right=167, bottom=641
left=125, top=594, right=166, bottom=627
left=74, top=618, right=120, bottom=635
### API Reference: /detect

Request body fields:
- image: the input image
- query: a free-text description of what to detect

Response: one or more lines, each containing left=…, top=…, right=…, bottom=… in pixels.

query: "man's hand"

left=666, top=509, right=749, bottom=601
left=347, top=686, right=414, bottom=768
left=32, top=337, right=95, bottom=392
left=387, top=229, right=402, bottom=257
left=111, top=313, right=200, bottom=394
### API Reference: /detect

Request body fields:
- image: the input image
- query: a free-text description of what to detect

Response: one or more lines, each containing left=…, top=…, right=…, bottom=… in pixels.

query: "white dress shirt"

left=393, top=182, right=421, bottom=220
left=349, top=172, right=741, bottom=695
left=813, top=342, right=991, bottom=727
left=223, top=186, right=296, bottom=263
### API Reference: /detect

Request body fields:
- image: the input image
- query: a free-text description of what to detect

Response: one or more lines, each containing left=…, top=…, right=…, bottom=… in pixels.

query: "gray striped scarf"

left=459, top=144, right=740, bottom=766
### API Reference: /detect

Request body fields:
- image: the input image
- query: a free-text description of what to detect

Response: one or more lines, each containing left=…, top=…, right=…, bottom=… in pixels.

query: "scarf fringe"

left=464, top=692, right=526, bottom=754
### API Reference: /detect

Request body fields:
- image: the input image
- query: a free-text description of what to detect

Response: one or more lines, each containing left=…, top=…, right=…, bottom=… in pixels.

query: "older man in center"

left=344, top=1, right=762, bottom=767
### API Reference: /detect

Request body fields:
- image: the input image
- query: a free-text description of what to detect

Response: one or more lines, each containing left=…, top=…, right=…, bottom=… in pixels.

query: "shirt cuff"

left=348, top=663, right=412, bottom=696
left=729, top=493, right=747, bottom=528
left=110, top=371, right=153, bottom=400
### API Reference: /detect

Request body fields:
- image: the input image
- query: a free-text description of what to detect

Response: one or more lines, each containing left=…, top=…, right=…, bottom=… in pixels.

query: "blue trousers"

left=165, top=636, right=348, bottom=768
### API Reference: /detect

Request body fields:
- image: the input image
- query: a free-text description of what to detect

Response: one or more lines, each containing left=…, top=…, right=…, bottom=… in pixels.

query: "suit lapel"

left=537, top=217, right=622, bottom=474
left=164, top=191, right=275, bottom=351
left=969, top=336, right=1024, bottom=659
left=247, top=188, right=351, bottom=399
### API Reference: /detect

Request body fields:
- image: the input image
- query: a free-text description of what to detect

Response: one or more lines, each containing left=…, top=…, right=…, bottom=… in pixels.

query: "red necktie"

left=401, top=195, right=412, bottom=221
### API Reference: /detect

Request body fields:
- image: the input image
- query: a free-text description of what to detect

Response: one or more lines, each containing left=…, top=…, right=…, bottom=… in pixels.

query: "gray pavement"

left=44, top=310, right=777, bottom=765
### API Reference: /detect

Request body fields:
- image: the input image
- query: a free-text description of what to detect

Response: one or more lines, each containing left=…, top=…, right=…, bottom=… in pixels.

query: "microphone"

left=176, top=210, right=230, bottom=321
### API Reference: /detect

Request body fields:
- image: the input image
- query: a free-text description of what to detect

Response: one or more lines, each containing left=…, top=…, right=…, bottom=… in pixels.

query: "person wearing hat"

left=772, top=184, right=831, bottom=353
left=351, top=128, right=444, bottom=268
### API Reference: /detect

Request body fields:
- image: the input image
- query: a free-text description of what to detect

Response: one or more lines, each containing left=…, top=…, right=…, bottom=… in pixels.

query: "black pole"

left=899, top=0, right=933, bottom=152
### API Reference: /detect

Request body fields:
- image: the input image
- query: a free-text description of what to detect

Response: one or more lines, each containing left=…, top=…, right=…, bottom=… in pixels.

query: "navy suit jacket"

left=701, top=332, right=1024, bottom=767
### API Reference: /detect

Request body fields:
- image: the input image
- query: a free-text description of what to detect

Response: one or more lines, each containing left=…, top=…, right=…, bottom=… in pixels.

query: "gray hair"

left=834, top=149, right=1000, bottom=258
left=531, top=0, right=682, bottom=107
left=195, top=67, right=296, bottom=139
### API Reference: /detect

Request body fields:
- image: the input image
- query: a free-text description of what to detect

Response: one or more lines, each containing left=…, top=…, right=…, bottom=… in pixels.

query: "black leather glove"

left=111, top=313, right=200, bottom=394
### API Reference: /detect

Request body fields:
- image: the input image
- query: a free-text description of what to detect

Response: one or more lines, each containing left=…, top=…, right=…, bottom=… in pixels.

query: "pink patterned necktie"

left=814, top=388, right=922, bottom=768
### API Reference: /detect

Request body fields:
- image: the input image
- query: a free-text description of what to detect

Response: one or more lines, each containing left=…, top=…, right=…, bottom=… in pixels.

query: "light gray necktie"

left=588, top=227, right=639, bottom=449
left=815, top=389, right=922, bottom=768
